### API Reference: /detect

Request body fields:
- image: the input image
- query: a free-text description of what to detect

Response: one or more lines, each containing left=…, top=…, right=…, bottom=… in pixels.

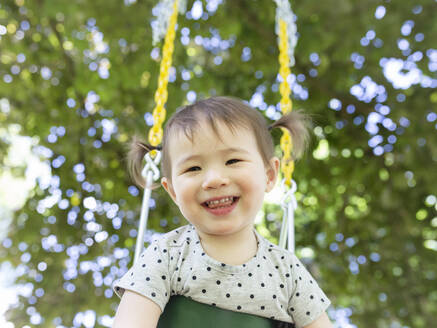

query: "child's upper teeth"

left=207, top=197, right=233, bottom=205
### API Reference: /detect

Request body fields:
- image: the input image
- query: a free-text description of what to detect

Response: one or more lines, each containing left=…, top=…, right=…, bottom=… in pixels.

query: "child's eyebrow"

left=176, top=147, right=250, bottom=167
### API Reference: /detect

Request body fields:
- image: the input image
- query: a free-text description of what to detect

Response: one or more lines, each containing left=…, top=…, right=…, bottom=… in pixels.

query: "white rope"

left=134, top=151, right=162, bottom=264
left=278, top=178, right=297, bottom=253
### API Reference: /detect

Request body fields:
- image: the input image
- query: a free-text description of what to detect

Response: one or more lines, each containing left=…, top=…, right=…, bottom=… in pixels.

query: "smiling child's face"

left=161, top=118, right=279, bottom=240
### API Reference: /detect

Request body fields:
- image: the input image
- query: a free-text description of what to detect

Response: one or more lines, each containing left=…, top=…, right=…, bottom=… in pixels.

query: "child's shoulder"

left=255, top=230, right=298, bottom=263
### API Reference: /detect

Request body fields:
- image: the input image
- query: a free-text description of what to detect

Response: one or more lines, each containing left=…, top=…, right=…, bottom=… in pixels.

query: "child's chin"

left=206, top=224, right=243, bottom=236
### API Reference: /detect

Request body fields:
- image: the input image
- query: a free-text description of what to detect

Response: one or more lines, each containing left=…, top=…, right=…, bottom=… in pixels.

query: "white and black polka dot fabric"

left=113, top=225, right=331, bottom=327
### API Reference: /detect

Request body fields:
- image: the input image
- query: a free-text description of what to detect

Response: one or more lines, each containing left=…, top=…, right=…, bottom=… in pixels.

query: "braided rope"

left=278, top=19, right=295, bottom=187
left=148, top=0, right=179, bottom=157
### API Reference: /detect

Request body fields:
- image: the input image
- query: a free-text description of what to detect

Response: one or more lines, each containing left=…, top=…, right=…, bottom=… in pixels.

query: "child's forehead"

left=170, top=118, right=252, bottom=144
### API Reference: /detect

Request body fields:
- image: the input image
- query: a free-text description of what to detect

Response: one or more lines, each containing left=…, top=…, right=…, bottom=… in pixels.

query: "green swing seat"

left=157, top=295, right=291, bottom=328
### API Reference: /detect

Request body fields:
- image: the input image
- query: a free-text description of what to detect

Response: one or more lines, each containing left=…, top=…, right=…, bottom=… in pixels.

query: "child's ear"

left=161, top=177, right=178, bottom=205
left=265, top=157, right=280, bottom=192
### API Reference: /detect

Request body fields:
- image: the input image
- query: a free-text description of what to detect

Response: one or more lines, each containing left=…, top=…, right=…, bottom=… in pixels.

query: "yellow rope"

left=148, top=0, right=179, bottom=157
left=278, top=19, right=294, bottom=187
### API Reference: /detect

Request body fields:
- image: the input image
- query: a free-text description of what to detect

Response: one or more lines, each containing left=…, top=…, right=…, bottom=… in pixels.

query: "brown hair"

left=128, top=96, right=311, bottom=189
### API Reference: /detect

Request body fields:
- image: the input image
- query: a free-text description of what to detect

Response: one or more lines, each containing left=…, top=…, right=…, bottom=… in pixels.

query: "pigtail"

left=127, top=136, right=161, bottom=190
left=268, top=109, right=312, bottom=160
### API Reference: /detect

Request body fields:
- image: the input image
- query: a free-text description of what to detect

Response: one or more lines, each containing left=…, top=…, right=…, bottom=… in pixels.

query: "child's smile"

left=201, top=195, right=240, bottom=216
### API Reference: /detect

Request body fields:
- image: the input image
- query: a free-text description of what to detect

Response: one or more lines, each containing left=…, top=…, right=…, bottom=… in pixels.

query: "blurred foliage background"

left=0, top=0, right=436, bottom=327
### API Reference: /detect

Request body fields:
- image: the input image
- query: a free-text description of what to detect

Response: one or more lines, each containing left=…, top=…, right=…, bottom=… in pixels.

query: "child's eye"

left=186, top=166, right=201, bottom=172
left=226, top=159, right=241, bottom=165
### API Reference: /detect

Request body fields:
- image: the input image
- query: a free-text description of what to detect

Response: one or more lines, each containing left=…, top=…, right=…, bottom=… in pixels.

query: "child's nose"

left=201, top=169, right=230, bottom=189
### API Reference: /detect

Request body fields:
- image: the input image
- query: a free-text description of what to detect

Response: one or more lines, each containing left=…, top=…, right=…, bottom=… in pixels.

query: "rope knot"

left=141, top=151, right=162, bottom=188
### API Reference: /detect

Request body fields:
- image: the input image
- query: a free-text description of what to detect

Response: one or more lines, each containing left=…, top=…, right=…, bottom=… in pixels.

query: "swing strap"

left=134, top=152, right=162, bottom=264
left=278, top=179, right=297, bottom=253
left=133, top=0, right=179, bottom=263
left=275, top=1, right=299, bottom=252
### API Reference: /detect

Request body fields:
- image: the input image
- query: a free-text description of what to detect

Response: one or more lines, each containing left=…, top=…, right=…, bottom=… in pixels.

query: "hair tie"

left=268, top=125, right=273, bottom=131
left=156, top=145, right=162, bottom=151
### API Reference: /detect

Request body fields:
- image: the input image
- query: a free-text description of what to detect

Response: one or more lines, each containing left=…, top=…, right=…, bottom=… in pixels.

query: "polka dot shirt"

left=113, top=225, right=331, bottom=327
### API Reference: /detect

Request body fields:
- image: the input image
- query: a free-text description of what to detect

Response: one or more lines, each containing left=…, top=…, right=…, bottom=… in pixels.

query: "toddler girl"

left=112, top=96, right=333, bottom=328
